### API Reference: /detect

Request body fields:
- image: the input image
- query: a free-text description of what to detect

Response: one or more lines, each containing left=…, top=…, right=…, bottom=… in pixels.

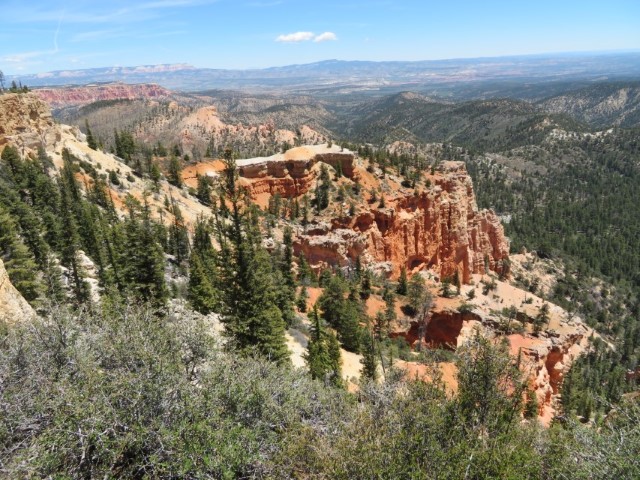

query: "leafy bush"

left=2, top=303, right=638, bottom=478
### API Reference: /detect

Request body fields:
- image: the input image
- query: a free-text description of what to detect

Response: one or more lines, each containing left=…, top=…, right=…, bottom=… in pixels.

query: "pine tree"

left=397, top=265, right=408, bottom=295
left=168, top=155, right=183, bottom=187
left=360, top=327, right=378, bottom=381
left=275, top=226, right=297, bottom=327
left=122, top=197, right=167, bottom=304
left=327, top=327, right=342, bottom=386
left=297, top=285, right=308, bottom=312
left=407, top=273, right=431, bottom=317
left=354, top=255, right=362, bottom=281
left=214, top=148, right=289, bottom=363
left=441, top=279, right=453, bottom=298
left=85, top=120, right=97, bottom=150
left=373, top=311, right=388, bottom=341
left=188, top=217, right=218, bottom=314
left=196, top=174, right=213, bottom=205
left=314, top=164, right=331, bottom=212
left=168, top=202, right=190, bottom=265
left=78, top=202, right=111, bottom=289
left=301, top=195, right=310, bottom=226
left=297, top=252, right=315, bottom=285
left=114, top=130, right=135, bottom=164
left=0, top=187, right=50, bottom=271
left=318, top=275, right=347, bottom=328
left=524, top=387, right=539, bottom=419
left=336, top=299, right=362, bottom=353
left=382, top=282, right=397, bottom=324
left=360, top=268, right=372, bottom=299
left=0, top=207, right=42, bottom=302
left=114, top=130, right=122, bottom=158
left=97, top=214, right=123, bottom=292
left=150, top=163, right=162, bottom=191
left=58, top=176, right=90, bottom=304
left=188, top=253, right=217, bottom=314
left=281, top=226, right=295, bottom=285
left=304, top=305, right=342, bottom=386
left=1, top=145, right=23, bottom=183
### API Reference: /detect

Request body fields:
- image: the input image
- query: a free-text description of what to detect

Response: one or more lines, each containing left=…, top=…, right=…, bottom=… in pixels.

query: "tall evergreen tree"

left=168, top=202, right=190, bottom=265
left=150, top=163, right=162, bottom=192
left=214, top=148, right=289, bottom=363
left=296, top=285, right=309, bottom=312
left=382, top=282, right=397, bottom=324
left=188, top=216, right=218, bottom=314
left=1, top=145, right=23, bottom=183
left=196, top=174, right=213, bottom=205
left=168, top=155, right=183, bottom=187
left=337, top=299, right=362, bottom=353
left=304, top=304, right=342, bottom=386
left=58, top=176, right=90, bottom=304
left=122, top=197, right=167, bottom=304
left=360, top=268, right=372, bottom=299
left=397, top=265, right=408, bottom=295
left=314, top=164, right=332, bottom=212
left=281, top=226, right=295, bottom=289
left=274, top=226, right=297, bottom=327
left=0, top=206, right=42, bottom=302
left=318, top=275, right=347, bottom=328
left=360, top=327, right=378, bottom=381
left=85, top=120, right=97, bottom=150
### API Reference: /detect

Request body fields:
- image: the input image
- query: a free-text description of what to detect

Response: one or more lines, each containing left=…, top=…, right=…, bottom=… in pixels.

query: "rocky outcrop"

left=463, top=276, right=594, bottom=423
left=0, top=259, right=35, bottom=324
left=238, top=145, right=355, bottom=198
left=388, top=273, right=595, bottom=423
left=295, top=223, right=370, bottom=268
left=296, top=161, right=509, bottom=281
left=0, top=92, right=59, bottom=153
left=519, top=329, right=592, bottom=420
left=391, top=310, right=484, bottom=350
left=34, top=83, right=172, bottom=109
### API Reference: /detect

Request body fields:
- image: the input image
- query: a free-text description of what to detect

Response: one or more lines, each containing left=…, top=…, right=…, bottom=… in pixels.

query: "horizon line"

left=5, top=48, right=640, bottom=78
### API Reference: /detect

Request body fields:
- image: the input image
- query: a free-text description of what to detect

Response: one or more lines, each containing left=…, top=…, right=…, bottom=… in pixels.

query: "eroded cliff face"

left=296, top=161, right=509, bottom=281
left=0, top=92, right=59, bottom=153
left=34, top=83, right=172, bottom=109
left=0, top=259, right=35, bottom=324
left=237, top=145, right=355, bottom=198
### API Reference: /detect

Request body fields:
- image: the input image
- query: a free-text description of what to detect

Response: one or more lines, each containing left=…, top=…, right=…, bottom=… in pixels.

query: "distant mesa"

left=34, top=83, right=173, bottom=109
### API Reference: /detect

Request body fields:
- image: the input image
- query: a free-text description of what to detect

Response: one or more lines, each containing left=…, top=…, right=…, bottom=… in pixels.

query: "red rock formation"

left=34, top=83, right=172, bottom=109
left=238, top=145, right=355, bottom=198
left=296, top=161, right=510, bottom=282
left=521, top=331, right=591, bottom=419
left=392, top=310, right=483, bottom=350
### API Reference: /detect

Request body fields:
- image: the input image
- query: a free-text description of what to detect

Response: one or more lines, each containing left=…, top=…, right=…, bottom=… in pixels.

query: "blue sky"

left=1, top=0, right=639, bottom=74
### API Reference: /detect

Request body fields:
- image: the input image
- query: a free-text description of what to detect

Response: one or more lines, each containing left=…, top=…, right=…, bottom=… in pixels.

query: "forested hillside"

left=1, top=84, right=639, bottom=478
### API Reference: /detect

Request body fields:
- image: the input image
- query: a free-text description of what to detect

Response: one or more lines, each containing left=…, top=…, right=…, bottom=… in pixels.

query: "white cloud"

left=275, top=31, right=338, bottom=43
left=314, top=32, right=337, bottom=42
left=275, top=31, right=315, bottom=43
